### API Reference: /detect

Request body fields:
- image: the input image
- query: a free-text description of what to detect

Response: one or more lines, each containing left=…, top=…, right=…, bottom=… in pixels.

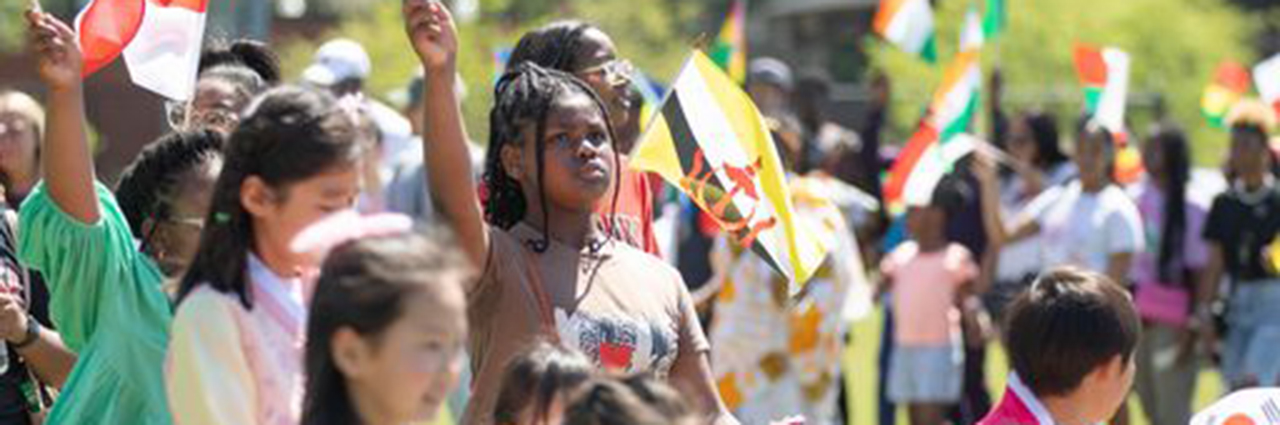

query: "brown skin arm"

left=404, top=0, right=489, bottom=273
left=14, top=327, right=76, bottom=389
left=1105, top=252, right=1134, bottom=287
left=670, top=351, right=741, bottom=425
left=1197, top=244, right=1226, bottom=353
left=973, top=153, right=1040, bottom=247
left=26, top=10, right=98, bottom=224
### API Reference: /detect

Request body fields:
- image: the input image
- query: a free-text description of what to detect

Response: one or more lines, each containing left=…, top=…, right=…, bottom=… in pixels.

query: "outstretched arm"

left=25, top=9, right=97, bottom=224
left=404, top=0, right=489, bottom=269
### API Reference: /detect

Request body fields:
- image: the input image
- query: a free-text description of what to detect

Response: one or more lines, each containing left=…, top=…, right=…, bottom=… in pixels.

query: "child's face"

left=348, top=288, right=467, bottom=424
left=1074, top=132, right=1113, bottom=187
left=572, top=28, right=630, bottom=129
left=152, top=157, right=221, bottom=277
left=243, top=163, right=362, bottom=269
left=511, top=92, right=615, bottom=214
left=1229, top=127, right=1271, bottom=181
left=905, top=206, right=945, bottom=243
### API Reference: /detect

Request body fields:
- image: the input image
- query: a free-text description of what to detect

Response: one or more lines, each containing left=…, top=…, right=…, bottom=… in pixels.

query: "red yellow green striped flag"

left=1201, top=61, right=1252, bottom=128
left=884, top=50, right=982, bottom=208
left=710, top=0, right=747, bottom=85
left=632, top=51, right=828, bottom=290
left=874, top=0, right=937, bottom=63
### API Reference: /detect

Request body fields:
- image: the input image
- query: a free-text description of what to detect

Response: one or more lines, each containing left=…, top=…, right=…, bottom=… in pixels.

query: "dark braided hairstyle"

left=115, top=129, right=225, bottom=250
left=483, top=63, right=621, bottom=252
left=199, top=38, right=282, bottom=85
left=177, top=85, right=363, bottom=308
left=507, top=21, right=596, bottom=73
left=1146, top=123, right=1192, bottom=285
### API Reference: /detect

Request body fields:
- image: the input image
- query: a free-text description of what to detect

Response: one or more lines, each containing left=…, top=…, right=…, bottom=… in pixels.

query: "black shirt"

left=1203, top=185, right=1280, bottom=283
left=0, top=215, right=51, bottom=425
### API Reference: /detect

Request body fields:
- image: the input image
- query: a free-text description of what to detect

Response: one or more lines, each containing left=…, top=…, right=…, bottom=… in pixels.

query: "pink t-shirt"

left=881, top=241, right=978, bottom=346
left=1128, top=181, right=1209, bottom=326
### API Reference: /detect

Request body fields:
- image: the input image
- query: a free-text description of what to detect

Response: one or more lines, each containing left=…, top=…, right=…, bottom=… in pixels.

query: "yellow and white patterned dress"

left=709, top=175, right=870, bottom=424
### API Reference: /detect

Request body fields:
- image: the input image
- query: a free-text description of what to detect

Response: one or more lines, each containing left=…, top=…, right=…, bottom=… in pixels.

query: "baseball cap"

left=303, top=39, right=372, bottom=87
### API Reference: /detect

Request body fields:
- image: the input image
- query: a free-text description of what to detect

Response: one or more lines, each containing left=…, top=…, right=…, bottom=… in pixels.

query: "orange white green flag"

left=1074, top=44, right=1130, bottom=136
left=1201, top=61, right=1252, bottom=128
left=1255, top=53, right=1280, bottom=120
left=631, top=51, right=828, bottom=291
left=884, top=50, right=982, bottom=209
left=710, top=0, right=747, bottom=85
left=874, top=0, right=937, bottom=63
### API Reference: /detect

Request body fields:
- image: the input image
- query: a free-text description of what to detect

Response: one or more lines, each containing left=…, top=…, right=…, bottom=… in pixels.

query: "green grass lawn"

left=844, top=307, right=1227, bottom=425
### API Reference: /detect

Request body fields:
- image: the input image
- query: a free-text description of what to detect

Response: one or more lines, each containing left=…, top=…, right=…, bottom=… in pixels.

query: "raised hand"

left=25, top=8, right=82, bottom=93
left=403, top=0, right=459, bottom=72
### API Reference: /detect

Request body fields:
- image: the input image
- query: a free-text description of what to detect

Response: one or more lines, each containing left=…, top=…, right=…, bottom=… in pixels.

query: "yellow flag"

left=632, top=51, right=828, bottom=292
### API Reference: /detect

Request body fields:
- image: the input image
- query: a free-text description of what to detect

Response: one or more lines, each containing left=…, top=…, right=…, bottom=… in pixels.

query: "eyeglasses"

left=577, top=59, right=634, bottom=86
left=165, top=100, right=239, bottom=132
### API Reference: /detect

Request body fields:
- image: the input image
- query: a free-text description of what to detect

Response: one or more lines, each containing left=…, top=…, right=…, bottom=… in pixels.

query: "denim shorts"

left=1224, top=280, right=1280, bottom=387
left=887, top=344, right=964, bottom=404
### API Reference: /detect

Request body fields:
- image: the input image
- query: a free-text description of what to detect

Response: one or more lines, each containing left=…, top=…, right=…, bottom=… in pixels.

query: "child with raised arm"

left=402, top=2, right=736, bottom=424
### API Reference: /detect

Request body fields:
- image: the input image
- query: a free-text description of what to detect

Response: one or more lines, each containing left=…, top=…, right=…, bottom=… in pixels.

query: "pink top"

left=1129, top=182, right=1209, bottom=326
left=979, top=373, right=1057, bottom=425
left=167, top=255, right=313, bottom=425
left=881, top=242, right=978, bottom=346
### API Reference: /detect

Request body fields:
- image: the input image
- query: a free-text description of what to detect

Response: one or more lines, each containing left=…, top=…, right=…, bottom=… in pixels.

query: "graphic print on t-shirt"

left=555, top=308, right=679, bottom=376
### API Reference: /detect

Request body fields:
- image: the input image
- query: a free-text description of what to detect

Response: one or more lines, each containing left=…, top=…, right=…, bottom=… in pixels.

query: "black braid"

left=508, top=21, right=593, bottom=73
left=483, top=63, right=622, bottom=252
left=115, top=129, right=225, bottom=243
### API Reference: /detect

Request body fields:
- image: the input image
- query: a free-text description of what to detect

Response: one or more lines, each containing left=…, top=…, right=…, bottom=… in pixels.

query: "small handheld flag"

left=884, top=50, right=982, bottom=209
left=1074, top=43, right=1130, bottom=137
left=631, top=51, right=828, bottom=291
left=1201, top=61, right=1252, bottom=128
left=874, top=0, right=937, bottom=63
left=75, top=0, right=209, bottom=100
left=710, top=0, right=747, bottom=84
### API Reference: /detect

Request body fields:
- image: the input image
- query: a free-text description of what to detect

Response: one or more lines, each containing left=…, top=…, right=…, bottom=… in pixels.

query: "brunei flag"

left=632, top=51, right=827, bottom=290
left=710, top=0, right=747, bottom=85
left=874, top=0, right=937, bottom=63
left=884, top=50, right=981, bottom=209
left=1256, top=53, right=1280, bottom=120
left=1201, top=61, right=1251, bottom=128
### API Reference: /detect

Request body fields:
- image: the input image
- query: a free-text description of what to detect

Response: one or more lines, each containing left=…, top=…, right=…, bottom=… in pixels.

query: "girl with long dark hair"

left=166, top=85, right=364, bottom=425
left=1128, top=123, right=1207, bottom=424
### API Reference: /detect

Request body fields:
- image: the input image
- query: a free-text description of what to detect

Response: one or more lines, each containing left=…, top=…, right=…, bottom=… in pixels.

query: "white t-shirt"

left=996, top=163, right=1079, bottom=281
left=1021, top=181, right=1144, bottom=274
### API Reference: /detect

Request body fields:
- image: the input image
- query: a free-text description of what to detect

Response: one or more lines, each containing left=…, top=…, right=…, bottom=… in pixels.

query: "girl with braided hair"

left=20, top=9, right=225, bottom=424
left=403, top=2, right=736, bottom=424
left=504, top=20, right=660, bottom=256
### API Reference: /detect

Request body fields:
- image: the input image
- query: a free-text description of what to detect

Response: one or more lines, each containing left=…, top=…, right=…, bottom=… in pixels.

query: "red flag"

left=75, top=0, right=146, bottom=77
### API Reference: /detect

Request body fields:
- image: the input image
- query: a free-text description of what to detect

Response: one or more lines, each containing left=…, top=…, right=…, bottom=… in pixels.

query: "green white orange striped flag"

left=632, top=51, right=828, bottom=290
left=884, top=50, right=982, bottom=208
left=961, top=5, right=984, bottom=52
left=1074, top=44, right=1130, bottom=136
left=874, top=0, right=937, bottom=63
left=1201, top=61, right=1252, bottom=128
left=710, top=0, right=747, bottom=85
left=1255, top=53, right=1280, bottom=119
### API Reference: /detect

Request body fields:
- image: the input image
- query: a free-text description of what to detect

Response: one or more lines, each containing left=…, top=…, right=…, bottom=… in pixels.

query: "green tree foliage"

left=866, top=0, right=1260, bottom=164
left=278, top=0, right=706, bottom=146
